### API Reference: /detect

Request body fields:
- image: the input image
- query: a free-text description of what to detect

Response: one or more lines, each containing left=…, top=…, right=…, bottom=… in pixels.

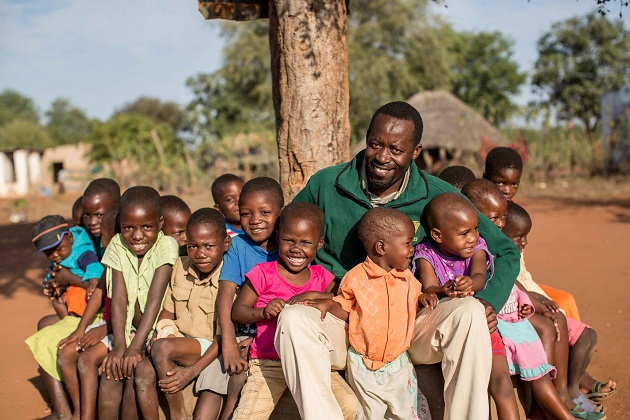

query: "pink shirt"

left=246, top=261, right=334, bottom=360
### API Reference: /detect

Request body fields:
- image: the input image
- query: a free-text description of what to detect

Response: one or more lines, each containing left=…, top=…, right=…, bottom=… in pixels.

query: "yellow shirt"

left=103, top=232, right=179, bottom=345
left=333, top=257, right=422, bottom=370
left=162, top=257, right=221, bottom=340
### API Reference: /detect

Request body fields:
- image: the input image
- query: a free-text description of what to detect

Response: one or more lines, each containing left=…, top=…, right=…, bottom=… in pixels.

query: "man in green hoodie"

left=274, top=101, right=520, bottom=420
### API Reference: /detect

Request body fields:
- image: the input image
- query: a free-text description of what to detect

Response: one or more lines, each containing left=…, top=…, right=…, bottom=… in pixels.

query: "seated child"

left=311, top=207, right=434, bottom=420
left=72, top=195, right=83, bottom=226
left=412, top=192, right=519, bottom=420
left=25, top=215, right=104, bottom=420
left=483, top=147, right=581, bottom=321
left=98, top=186, right=179, bottom=420
left=504, top=202, right=613, bottom=415
left=215, top=177, right=283, bottom=418
left=462, top=178, right=508, bottom=231
left=161, top=194, right=192, bottom=256
left=81, top=178, right=121, bottom=260
left=438, top=165, right=476, bottom=191
left=57, top=205, right=119, bottom=420
left=231, top=202, right=355, bottom=419
left=212, top=173, right=245, bottom=237
left=134, top=208, right=232, bottom=420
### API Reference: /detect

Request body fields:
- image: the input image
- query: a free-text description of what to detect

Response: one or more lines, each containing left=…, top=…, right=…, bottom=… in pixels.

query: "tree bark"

left=269, top=0, right=350, bottom=201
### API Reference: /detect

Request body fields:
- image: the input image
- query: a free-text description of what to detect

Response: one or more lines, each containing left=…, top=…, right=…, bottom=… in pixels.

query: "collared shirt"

left=163, top=257, right=221, bottom=340
left=333, top=257, right=422, bottom=370
left=102, top=231, right=179, bottom=345
left=360, top=160, right=411, bottom=206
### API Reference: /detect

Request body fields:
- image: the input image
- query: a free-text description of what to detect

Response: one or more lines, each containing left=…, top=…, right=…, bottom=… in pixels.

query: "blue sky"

left=1, top=0, right=628, bottom=122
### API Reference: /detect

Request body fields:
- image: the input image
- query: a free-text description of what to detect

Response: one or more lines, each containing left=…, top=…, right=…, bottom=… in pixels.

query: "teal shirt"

left=293, top=150, right=519, bottom=312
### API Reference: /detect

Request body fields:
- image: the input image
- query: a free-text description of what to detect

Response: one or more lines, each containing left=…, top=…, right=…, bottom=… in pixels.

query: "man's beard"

left=366, top=172, right=396, bottom=192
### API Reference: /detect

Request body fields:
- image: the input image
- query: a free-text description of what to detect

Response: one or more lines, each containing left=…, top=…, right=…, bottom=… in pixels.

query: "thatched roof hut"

left=406, top=90, right=510, bottom=173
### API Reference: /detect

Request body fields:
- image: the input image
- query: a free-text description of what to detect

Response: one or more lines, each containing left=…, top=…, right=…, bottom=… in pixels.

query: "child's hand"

left=53, top=267, right=72, bottom=286
left=102, top=346, right=125, bottom=381
left=518, top=303, right=533, bottom=318
left=263, top=298, right=285, bottom=319
left=442, top=280, right=466, bottom=298
left=77, top=325, right=107, bottom=351
left=86, top=278, right=99, bottom=300
left=539, top=298, right=560, bottom=313
left=58, top=330, right=83, bottom=350
left=453, top=275, right=474, bottom=297
left=222, top=339, right=250, bottom=375
left=541, top=311, right=561, bottom=342
left=159, top=366, right=195, bottom=394
left=419, top=293, right=438, bottom=309
left=300, top=298, right=334, bottom=320
left=121, top=347, right=143, bottom=379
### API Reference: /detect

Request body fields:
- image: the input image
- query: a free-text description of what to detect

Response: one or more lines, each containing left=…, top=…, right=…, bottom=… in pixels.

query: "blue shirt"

left=219, top=234, right=279, bottom=287
left=57, top=226, right=104, bottom=282
left=225, top=222, right=245, bottom=238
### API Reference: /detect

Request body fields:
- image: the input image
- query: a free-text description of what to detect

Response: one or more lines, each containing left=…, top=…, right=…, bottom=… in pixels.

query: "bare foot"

left=580, top=378, right=617, bottom=395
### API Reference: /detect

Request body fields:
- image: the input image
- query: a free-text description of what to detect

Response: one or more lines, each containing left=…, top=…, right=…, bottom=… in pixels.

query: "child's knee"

left=578, top=327, right=598, bottom=349
left=555, top=311, right=567, bottom=329
left=57, top=345, right=77, bottom=368
left=134, top=359, right=156, bottom=388
left=150, top=338, right=173, bottom=363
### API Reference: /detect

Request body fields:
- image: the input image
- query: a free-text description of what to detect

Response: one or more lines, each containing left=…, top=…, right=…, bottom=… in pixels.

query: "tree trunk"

left=269, top=0, right=350, bottom=201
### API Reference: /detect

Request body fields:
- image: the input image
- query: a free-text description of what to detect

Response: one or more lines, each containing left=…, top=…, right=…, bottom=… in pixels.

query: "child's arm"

left=58, top=274, right=106, bottom=350
left=121, top=263, right=173, bottom=379
left=462, top=250, right=489, bottom=294
left=232, top=280, right=284, bottom=324
left=302, top=298, right=348, bottom=320
left=103, top=269, right=128, bottom=381
left=217, top=280, right=248, bottom=375
left=53, top=266, right=86, bottom=289
left=415, top=259, right=459, bottom=298
left=159, top=338, right=221, bottom=394
left=285, top=280, right=336, bottom=304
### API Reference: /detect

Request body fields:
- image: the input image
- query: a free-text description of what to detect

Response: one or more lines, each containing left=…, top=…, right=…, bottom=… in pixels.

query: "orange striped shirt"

left=333, top=257, right=422, bottom=370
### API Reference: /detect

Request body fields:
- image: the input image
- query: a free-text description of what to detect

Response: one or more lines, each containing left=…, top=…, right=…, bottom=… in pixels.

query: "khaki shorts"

left=195, top=335, right=252, bottom=394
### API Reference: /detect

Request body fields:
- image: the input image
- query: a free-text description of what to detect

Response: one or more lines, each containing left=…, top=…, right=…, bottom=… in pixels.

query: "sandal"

left=573, top=394, right=604, bottom=413
left=585, top=381, right=618, bottom=402
left=570, top=404, right=606, bottom=420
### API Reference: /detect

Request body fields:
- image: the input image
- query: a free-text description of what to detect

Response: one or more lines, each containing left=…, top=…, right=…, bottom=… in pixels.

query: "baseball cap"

left=32, top=215, right=70, bottom=254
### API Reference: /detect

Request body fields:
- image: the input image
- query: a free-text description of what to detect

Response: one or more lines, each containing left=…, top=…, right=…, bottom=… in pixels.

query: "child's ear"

left=430, top=227, right=442, bottom=243
left=213, top=203, right=221, bottom=213
left=158, top=215, right=164, bottom=231
left=223, top=235, right=232, bottom=252
left=375, top=239, right=386, bottom=257
left=316, top=236, right=324, bottom=251
left=68, top=232, right=74, bottom=245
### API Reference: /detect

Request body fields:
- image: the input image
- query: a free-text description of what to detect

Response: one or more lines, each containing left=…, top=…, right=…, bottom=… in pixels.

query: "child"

left=462, top=178, right=508, bottom=231
left=161, top=194, right=192, bottom=256
left=438, top=165, right=476, bottom=191
left=134, top=208, right=231, bottom=420
left=504, top=202, right=611, bottom=417
left=57, top=205, right=119, bottom=420
left=215, top=177, right=283, bottom=417
left=482, top=146, right=522, bottom=201
left=72, top=195, right=83, bottom=226
left=308, top=207, right=434, bottom=420
left=412, top=192, right=519, bottom=420
left=212, top=173, right=245, bottom=237
left=98, top=186, right=179, bottom=420
left=81, top=178, right=121, bottom=259
left=231, top=202, right=353, bottom=419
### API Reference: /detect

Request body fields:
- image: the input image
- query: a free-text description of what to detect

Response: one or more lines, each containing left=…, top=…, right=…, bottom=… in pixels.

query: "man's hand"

left=419, top=293, right=438, bottom=309
left=539, top=298, right=559, bottom=314
left=478, top=299, right=497, bottom=333
left=263, top=299, right=285, bottom=319
left=159, top=366, right=195, bottom=394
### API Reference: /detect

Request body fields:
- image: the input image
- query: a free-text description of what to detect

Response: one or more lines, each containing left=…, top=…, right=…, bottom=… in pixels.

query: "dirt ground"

left=0, top=185, right=628, bottom=419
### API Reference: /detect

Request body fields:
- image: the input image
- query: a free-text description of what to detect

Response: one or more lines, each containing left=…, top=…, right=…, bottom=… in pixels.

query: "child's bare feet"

left=580, top=378, right=617, bottom=401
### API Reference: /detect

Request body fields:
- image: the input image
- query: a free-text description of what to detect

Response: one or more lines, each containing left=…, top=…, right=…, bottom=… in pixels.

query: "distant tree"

left=89, top=113, right=186, bottom=189
left=532, top=13, right=630, bottom=145
left=115, top=97, right=185, bottom=132
left=45, top=98, right=93, bottom=145
left=0, top=90, right=39, bottom=127
left=0, top=119, right=51, bottom=151
left=444, top=29, right=526, bottom=124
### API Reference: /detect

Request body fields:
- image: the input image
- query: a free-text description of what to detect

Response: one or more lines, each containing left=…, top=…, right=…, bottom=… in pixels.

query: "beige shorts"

left=195, top=335, right=252, bottom=395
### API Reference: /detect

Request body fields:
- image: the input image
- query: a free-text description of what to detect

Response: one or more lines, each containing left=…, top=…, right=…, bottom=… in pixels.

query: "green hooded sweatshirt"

left=293, top=150, right=519, bottom=312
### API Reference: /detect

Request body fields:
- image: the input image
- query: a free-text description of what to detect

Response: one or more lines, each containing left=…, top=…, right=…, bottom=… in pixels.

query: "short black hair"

left=439, top=166, right=476, bottom=190
left=239, top=177, right=284, bottom=208
left=211, top=174, right=244, bottom=202
left=357, top=207, right=413, bottom=252
left=187, top=207, right=227, bottom=238
left=504, top=201, right=531, bottom=234
left=119, top=186, right=161, bottom=219
left=461, top=179, right=505, bottom=209
left=83, top=178, right=121, bottom=203
left=484, top=147, right=523, bottom=177
left=161, top=195, right=191, bottom=217
left=425, top=192, right=477, bottom=231
left=278, top=202, right=325, bottom=237
left=367, top=101, right=424, bottom=147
